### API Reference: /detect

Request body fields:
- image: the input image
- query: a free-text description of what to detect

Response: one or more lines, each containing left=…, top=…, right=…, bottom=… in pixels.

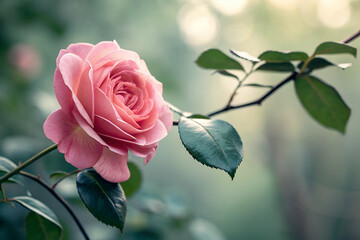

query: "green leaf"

left=12, top=196, right=61, bottom=228
left=214, top=70, right=239, bottom=81
left=294, top=76, right=351, bottom=133
left=196, top=49, right=244, bottom=71
left=256, top=62, right=295, bottom=72
left=25, top=212, right=62, bottom=240
left=0, top=156, right=17, bottom=172
left=76, top=169, right=127, bottom=232
left=242, top=83, right=273, bottom=89
left=49, top=171, right=68, bottom=181
left=314, top=41, right=357, bottom=57
left=230, top=49, right=260, bottom=63
left=186, top=114, right=210, bottom=119
left=258, top=51, right=308, bottom=62
left=298, top=58, right=352, bottom=71
left=178, top=117, right=243, bottom=179
left=121, top=162, right=142, bottom=198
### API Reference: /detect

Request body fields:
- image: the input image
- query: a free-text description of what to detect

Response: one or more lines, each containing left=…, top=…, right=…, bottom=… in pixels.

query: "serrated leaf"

left=49, top=171, right=68, bottom=181
left=196, top=49, right=244, bottom=71
left=256, top=62, right=295, bottom=72
left=298, top=58, right=352, bottom=71
left=258, top=51, right=308, bottom=62
left=76, top=169, right=127, bottom=232
left=242, top=83, right=273, bottom=89
left=0, top=156, right=17, bottom=172
left=121, top=162, right=142, bottom=198
left=230, top=49, right=260, bottom=63
left=314, top=41, right=357, bottom=57
left=214, top=70, right=239, bottom=81
left=25, top=212, right=62, bottom=240
left=178, top=117, right=243, bottom=179
left=12, top=196, right=61, bottom=228
left=294, top=75, right=351, bottom=133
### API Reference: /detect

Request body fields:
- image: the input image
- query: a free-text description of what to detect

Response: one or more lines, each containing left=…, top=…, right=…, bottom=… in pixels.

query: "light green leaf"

left=25, top=212, right=62, bottom=240
left=298, top=58, right=352, bottom=71
left=242, top=83, right=273, bottom=89
left=230, top=49, right=260, bottom=63
left=314, top=41, right=357, bottom=57
left=178, top=117, right=243, bottom=179
left=214, top=70, right=239, bottom=81
left=256, top=62, right=295, bottom=72
left=196, top=49, right=244, bottom=71
left=294, top=75, right=351, bottom=133
left=0, top=156, right=17, bottom=172
left=121, top=162, right=142, bottom=198
left=12, top=196, right=61, bottom=228
left=76, top=169, right=127, bottom=232
left=258, top=51, right=308, bottom=62
left=49, top=171, right=68, bottom=181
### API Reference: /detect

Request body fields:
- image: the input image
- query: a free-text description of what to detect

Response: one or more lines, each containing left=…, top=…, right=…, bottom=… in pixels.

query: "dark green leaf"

left=314, top=41, right=357, bottom=57
left=242, top=83, right=273, bottom=89
left=12, top=196, right=61, bottom=228
left=298, top=58, right=352, bottom=71
left=76, top=169, right=127, bottom=232
left=186, top=114, right=210, bottom=119
left=178, top=118, right=243, bottom=179
left=196, top=49, right=244, bottom=71
left=49, top=171, right=68, bottom=181
left=230, top=49, right=260, bottom=63
left=121, top=162, right=142, bottom=198
left=25, top=212, right=62, bottom=240
left=214, top=70, right=239, bottom=81
left=258, top=51, right=308, bottom=62
left=256, top=62, right=295, bottom=72
left=0, top=156, right=17, bottom=172
left=294, top=76, right=351, bottom=133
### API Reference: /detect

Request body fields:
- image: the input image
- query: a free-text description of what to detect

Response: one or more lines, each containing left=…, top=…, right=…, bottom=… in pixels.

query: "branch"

left=343, top=29, right=360, bottom=44
left=19, top=171, right=90, bottom=240
left=0, top=144, right=57, bottom=184
left=208, top=72, right=298, bottom=117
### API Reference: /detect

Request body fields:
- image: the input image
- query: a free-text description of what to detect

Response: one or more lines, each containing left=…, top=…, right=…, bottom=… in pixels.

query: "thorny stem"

left=0, top=144, right=57, bottom=184
left=19, top=171, right=90, bottom=240
left=172, top=28, right=360, bottom=123
left=51, top=169, right=81, bottom=189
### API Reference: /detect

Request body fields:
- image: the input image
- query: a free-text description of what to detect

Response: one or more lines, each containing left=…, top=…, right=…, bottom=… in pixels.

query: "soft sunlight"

left=317, top=0, right=351, bottom=28
left=210, top=0, right=249, bottom=16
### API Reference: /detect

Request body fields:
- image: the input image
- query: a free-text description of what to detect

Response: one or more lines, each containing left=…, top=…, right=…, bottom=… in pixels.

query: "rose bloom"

left=44, top=41, right=172, bottom=182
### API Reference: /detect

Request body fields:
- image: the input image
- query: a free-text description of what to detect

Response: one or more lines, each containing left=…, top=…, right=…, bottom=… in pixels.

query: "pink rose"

left=44, top=41, right=173, bottom=182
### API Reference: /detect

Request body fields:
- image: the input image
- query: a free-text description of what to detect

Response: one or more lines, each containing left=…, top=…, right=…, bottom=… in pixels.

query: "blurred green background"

left=1, top=0, right=360, bottom=239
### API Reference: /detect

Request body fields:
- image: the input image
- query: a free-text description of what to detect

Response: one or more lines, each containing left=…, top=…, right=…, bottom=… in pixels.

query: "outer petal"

left=129, top=144, right=157, bottom=165
left=159, top=103, right=173, bottom=132
left=56, top=43, right=93, bottom=66
left=86, top=41, right=120, bottom=67
left=93, top=147, right=130, bottom=183
left=43, top=109, right=103, bottom=168
left=54, top=68, right=73, bottom=115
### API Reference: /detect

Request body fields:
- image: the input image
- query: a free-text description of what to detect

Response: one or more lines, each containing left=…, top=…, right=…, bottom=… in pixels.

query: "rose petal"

left=86, top=41, right=120, bottom=67
left=56, top=43, right=93, bottom=66
left=43, top=109, right=102, bottom=168
left=129, top=144, right=157, bottom=165
left=54, top=68, right=73, bottom=115
left=93, top=147, right=130, bottom=183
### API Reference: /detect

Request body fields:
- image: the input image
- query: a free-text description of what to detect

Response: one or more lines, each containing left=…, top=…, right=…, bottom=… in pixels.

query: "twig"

left=0, top=144, right=57, bottom=184
left=51, top=169, right=81, bottom=189
left=208, top=72, right=298, bottom=117
left=343, top=29, right=360, bottom=44
left=19, top=171, right=90, bottom=240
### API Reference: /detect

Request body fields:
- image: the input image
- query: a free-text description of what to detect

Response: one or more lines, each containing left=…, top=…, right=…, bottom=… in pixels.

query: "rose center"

left=114, top=81, right=139, bottom=109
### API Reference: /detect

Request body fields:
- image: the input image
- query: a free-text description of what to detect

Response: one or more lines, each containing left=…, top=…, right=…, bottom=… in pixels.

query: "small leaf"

left=258, top=51, right=308, bottom=62
left=298, top=58, right=352, bottom=71
left=242, top=83, right=273, bottom=89
left=214, top=70, right=239, bottom=81
left=49, top=171, right=68, bottom=181
left=121, top=162, right=142, bottom=198
left=0, top=156, right=17, bottom=172
left=256, top=62, right=295, bottom=72
left=314, top=41, right=357, bottom=57
left=25, top=212, right=62, bottom=240
left=186, top=114, right=210, bottom=119
left=294, top=75, right=351, bottom=133
left=178, top=117, right=243, bottom=179
left=196, top=49, right=244, bottom=71
left=230, top=49, right=260, bottom=63
left=76, top=169, right=127, bottom=232
left=12, top=196, right=61, bottom=228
